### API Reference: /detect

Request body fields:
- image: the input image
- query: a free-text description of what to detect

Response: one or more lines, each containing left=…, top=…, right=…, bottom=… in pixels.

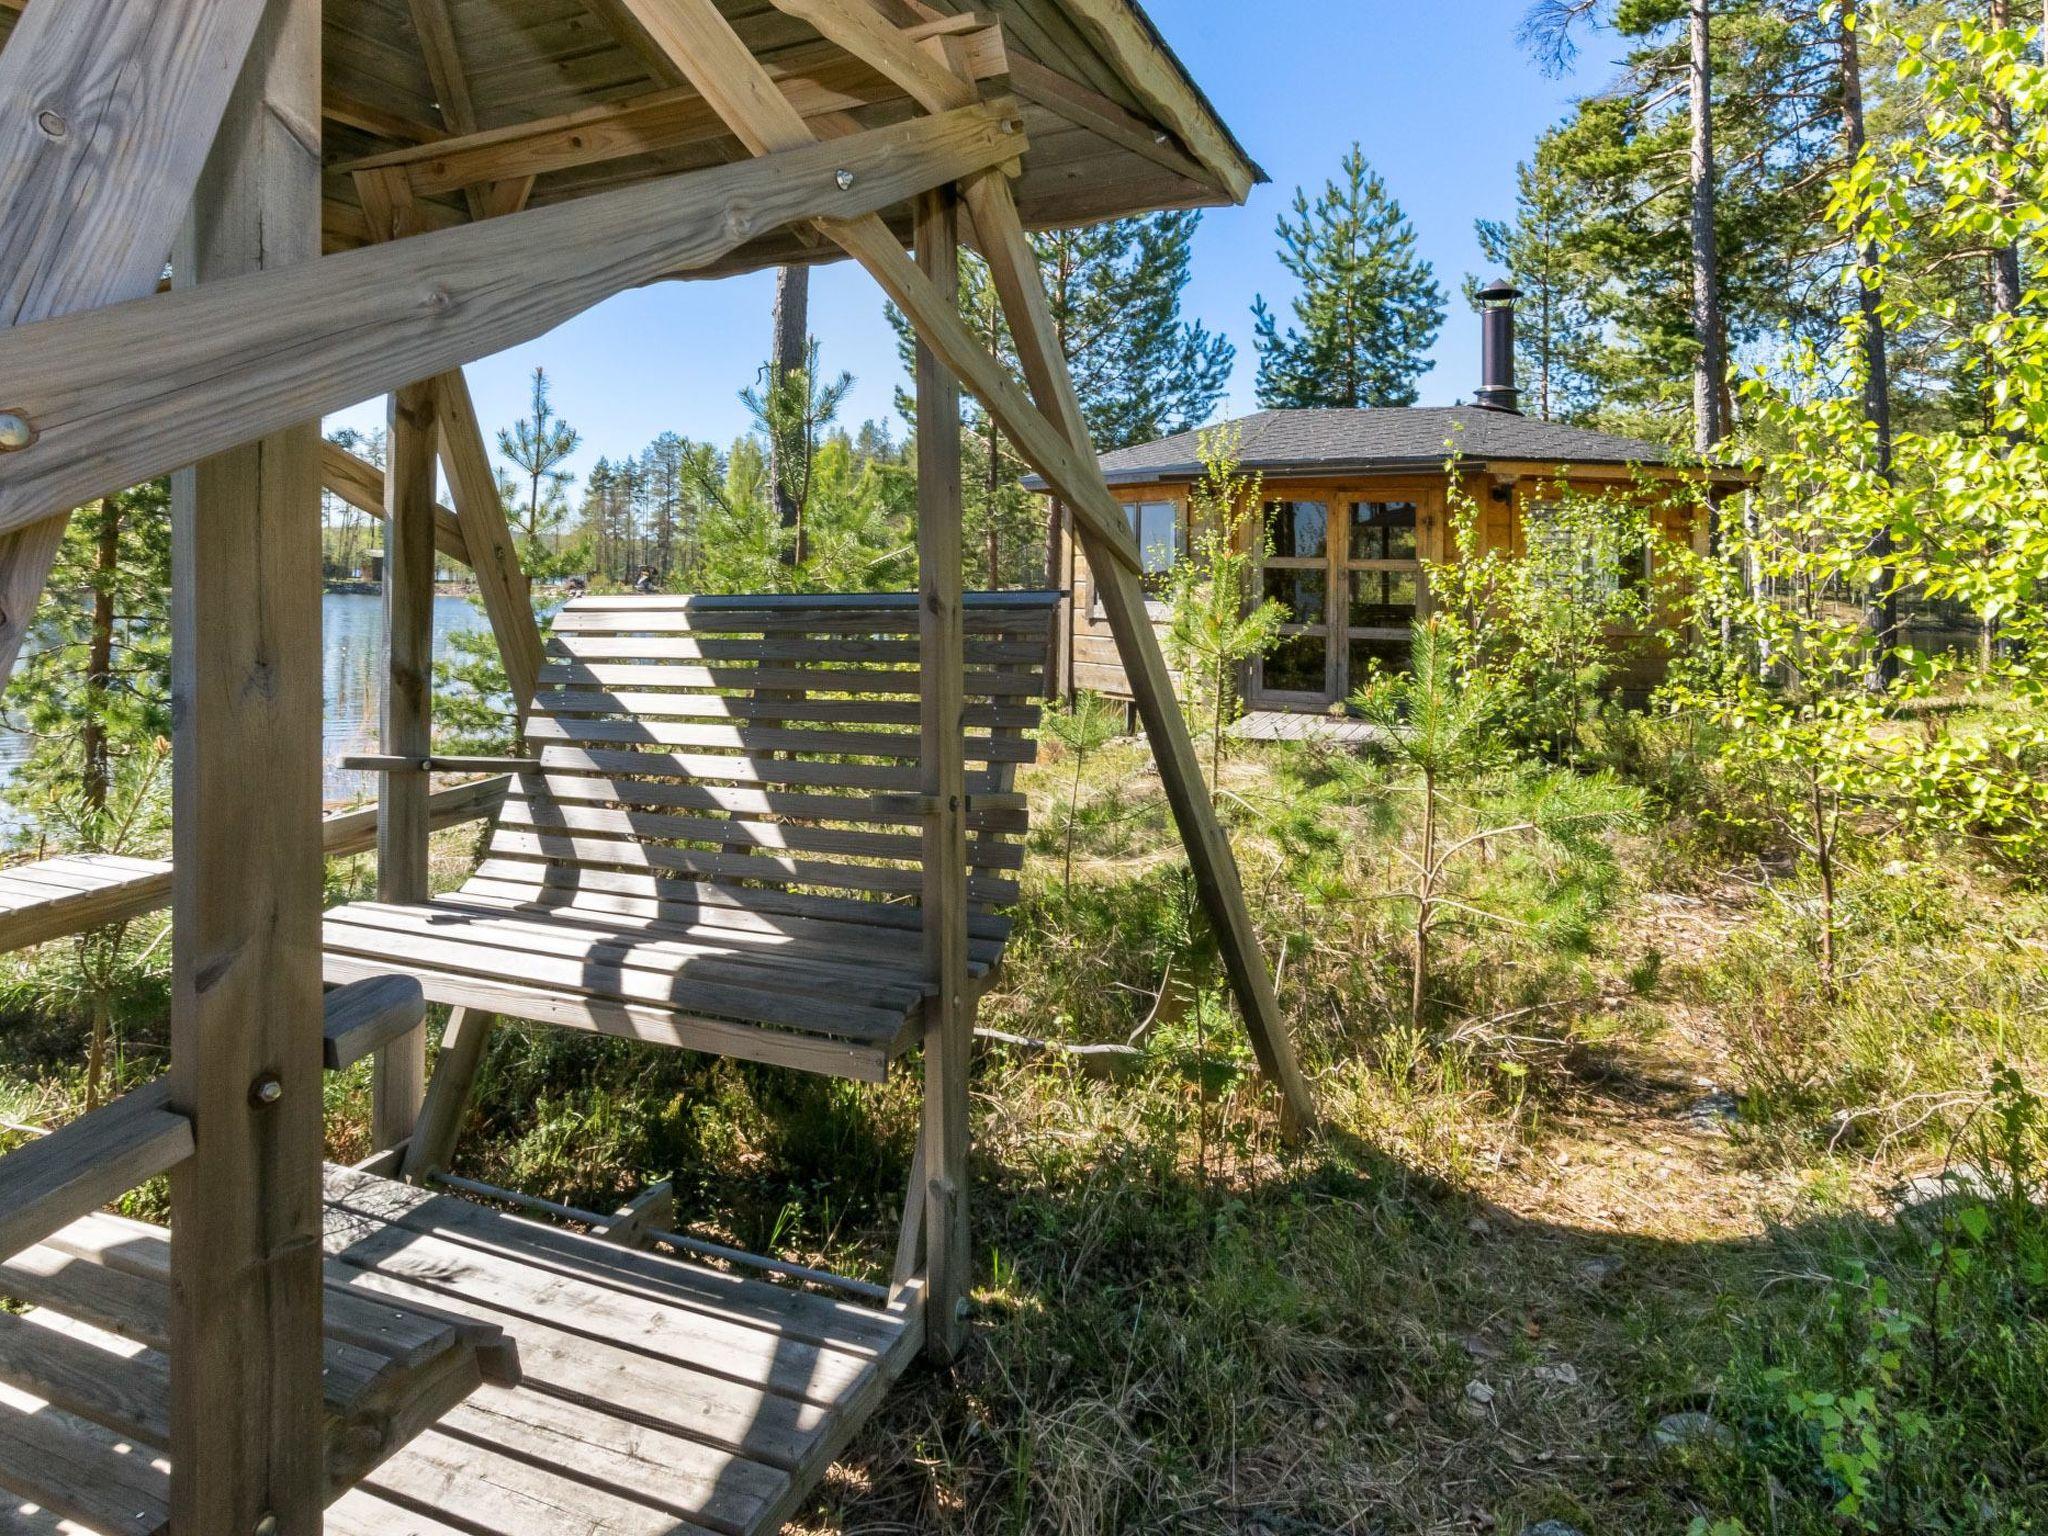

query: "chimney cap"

left=1476, top=279, right=1522, bottom=305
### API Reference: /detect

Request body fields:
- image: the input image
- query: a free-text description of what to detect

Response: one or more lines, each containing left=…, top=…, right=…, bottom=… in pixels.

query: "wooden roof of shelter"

left=0, top=0, right=1262, bottom=273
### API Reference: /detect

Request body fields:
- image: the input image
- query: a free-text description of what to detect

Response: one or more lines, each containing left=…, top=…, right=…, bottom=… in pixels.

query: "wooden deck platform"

left=1230, top=710, right=1390, bottom=747
left=0, top=1166, right=918, bottom=1536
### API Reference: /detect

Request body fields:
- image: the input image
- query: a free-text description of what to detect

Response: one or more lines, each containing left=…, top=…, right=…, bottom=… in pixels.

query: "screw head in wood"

left=0, top=411, right=36, bottom=452
left=249, top=1073, right=283, bottom=1108
left=834, top=168, right=856, bottom=191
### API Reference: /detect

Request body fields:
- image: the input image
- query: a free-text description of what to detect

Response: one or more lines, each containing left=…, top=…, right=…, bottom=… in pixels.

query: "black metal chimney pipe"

left=1475, top=279, right=1522, bottom=414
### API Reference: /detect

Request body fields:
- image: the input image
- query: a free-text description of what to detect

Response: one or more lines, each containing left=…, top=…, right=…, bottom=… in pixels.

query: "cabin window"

left=1348, top=501, right=1418, bottom=561
left=1123, top=499, right=1182, bottom=590
left=1266, top=499, right=1329, bottom=560
left=1349, top=569, right=1420, bottom=629
left=1525, top=500, right=1650, bottom=599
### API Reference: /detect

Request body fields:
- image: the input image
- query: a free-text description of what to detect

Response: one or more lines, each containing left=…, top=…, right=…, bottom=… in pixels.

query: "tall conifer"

left=1251, top=146, right=1446, bottom=409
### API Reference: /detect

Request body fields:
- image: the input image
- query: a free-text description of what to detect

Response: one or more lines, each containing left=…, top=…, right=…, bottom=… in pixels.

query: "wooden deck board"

left=2, top=1168, right=918, bottom=1535
left=1229, top=710, right=1391, bottom=748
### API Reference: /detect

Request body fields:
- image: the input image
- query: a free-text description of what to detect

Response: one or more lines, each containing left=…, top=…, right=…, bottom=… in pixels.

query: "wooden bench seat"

left=324, top=592, right=1056, bottom=1082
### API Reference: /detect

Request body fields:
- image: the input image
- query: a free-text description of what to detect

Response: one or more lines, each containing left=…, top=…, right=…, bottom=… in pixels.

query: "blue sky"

left=328, top=1, right=1605, bottom=481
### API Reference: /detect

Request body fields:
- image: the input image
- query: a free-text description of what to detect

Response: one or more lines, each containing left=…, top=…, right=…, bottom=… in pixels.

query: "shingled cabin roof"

left=1026, top=407, right=1672, bottom=489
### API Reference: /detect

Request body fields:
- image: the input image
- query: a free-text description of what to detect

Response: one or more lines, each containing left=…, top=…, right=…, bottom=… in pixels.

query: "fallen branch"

left=974, top=1027, right=1147, bottom=1082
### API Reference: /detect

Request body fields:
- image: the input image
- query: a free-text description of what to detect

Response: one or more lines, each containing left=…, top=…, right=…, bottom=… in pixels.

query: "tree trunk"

left=1989, top=0, right=2024, bottom=320
left=1690, top=0, right=1727, bottom=455
left=81, top=499, right=119, bottom=818
left=770, top=263, right=809, bottom=566
left=1843, top=1, right=1899, bottom=686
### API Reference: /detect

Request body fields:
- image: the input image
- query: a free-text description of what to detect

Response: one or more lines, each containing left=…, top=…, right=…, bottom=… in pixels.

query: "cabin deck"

left=0, top=1166, right=918, bottom=1536
left=1229, top=710, right=1389, bottom=747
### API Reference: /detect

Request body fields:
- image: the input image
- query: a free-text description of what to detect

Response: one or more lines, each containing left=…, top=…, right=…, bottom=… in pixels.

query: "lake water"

left=0, top=591, right=489, bottom=813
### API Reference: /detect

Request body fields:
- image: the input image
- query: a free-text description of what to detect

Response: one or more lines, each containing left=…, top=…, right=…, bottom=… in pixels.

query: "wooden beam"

left=963, top=172, right=1317, bottom=1134
left=0, top=779, right=511, bottom=958
left=0, top=1082, right=192, bottom=1263
left=602, top=0, right=1133, bottom=572
left=402, top=0, right=489, bottom=223
left=406, top=0, right=479, bottom=135
left=322, top=974, right=429, bottom=1072
left=435, top=370, right=545, bottom=716
left=331, top=54, right=881, bottom=197
left=913, top=185, right=971, bottom=1363
left=321, top=440, right=469, bottom=564
left=767, top=0, right=978, bottom=113
left=331, top=14, right=1007, bottom=199
left=372, top=378, right=438, bottom=1150
left=323, top=89, right=447, bottom=146
left=0, top=0, right=274, bottom=691
left=399, top=1007, right=496, bottom=1178
left=356, top=167, right=547, bottom=729
left=1005, top=53, right=1206, bottom=185
left=823, top=215, right=1141, bottom=572
left=575, top=0, right=692, bottom=87
left=166, top=0, right=328, bottom=1525
left=1057, top=0, right=1256, bottom=202
left=624, top=0, right=1309, bottom=1127
left=0, top=104, right=1027, bottom=535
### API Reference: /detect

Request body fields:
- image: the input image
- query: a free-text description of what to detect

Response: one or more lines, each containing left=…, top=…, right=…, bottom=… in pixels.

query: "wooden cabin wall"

left=1051, top=468, right=1714, bottom=708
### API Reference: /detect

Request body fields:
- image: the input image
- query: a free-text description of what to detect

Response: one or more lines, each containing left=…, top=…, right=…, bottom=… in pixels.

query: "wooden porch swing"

left=0, top=0, right=1314, bottom=1530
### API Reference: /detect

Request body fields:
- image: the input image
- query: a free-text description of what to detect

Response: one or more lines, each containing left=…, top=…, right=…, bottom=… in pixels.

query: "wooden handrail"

left=0, top=774, right=511, bottom=957
left=339, top=754, right=532, bottom=775
left=323, top=974, right=428, bottom=1072
left=0, top=978, right=432, bottom=1262
left=0, top=1082, right=192, bottom=1262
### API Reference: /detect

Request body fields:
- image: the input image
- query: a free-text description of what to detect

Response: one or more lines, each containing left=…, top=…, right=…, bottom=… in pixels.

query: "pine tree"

left=1522, top=0, right=1844, bottom=440
left=2, top=482, right=173, bottom=824
left=1251, top=145, right=1446, bottom=409
left=1472, top=156, right=1600, bottom=421
left=497, top=365, right=581, bottom=548
left=740, top=341, right=853, bottom=567
left=1037, top=210, right=1234, bottom=449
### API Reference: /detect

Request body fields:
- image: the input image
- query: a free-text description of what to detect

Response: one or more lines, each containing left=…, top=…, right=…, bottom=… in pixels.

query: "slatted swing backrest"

left=465, top=592, right=1059, bottom=956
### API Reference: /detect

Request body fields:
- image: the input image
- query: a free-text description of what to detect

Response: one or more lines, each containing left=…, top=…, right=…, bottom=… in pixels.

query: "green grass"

left=2, top=718, right=2045, bottom=1532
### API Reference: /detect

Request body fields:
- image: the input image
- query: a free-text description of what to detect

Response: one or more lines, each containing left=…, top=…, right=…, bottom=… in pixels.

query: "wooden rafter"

left=330, top=27, right=1008, bottom=201
left=1058, top=0, right=1256, bottom=201
left=405, top=0, right=478, bottom=134
left=653, top=0, right=1315, bottom=1130
left=0, top=104, right=1026, bottom=535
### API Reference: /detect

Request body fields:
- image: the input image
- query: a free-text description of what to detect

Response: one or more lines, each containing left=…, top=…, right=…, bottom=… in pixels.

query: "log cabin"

left=1038, top=284, right=1749, bottom=715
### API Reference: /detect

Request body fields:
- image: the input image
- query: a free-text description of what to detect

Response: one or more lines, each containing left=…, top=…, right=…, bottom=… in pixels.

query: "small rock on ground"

left=1681, top=1089, right=1741, bottom=1134
left=1574, top=1253, right=1623, bottom=1288
left=1647, top=1411, right=1733, bottom=1452
left=1519, top=1523, right=1586, bottom=1536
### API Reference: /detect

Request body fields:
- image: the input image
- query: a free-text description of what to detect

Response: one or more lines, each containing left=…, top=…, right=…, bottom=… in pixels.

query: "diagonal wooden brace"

left=0, top=0, right=280, bottom=690
left=614, top=0, right=1314, bottom=1132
